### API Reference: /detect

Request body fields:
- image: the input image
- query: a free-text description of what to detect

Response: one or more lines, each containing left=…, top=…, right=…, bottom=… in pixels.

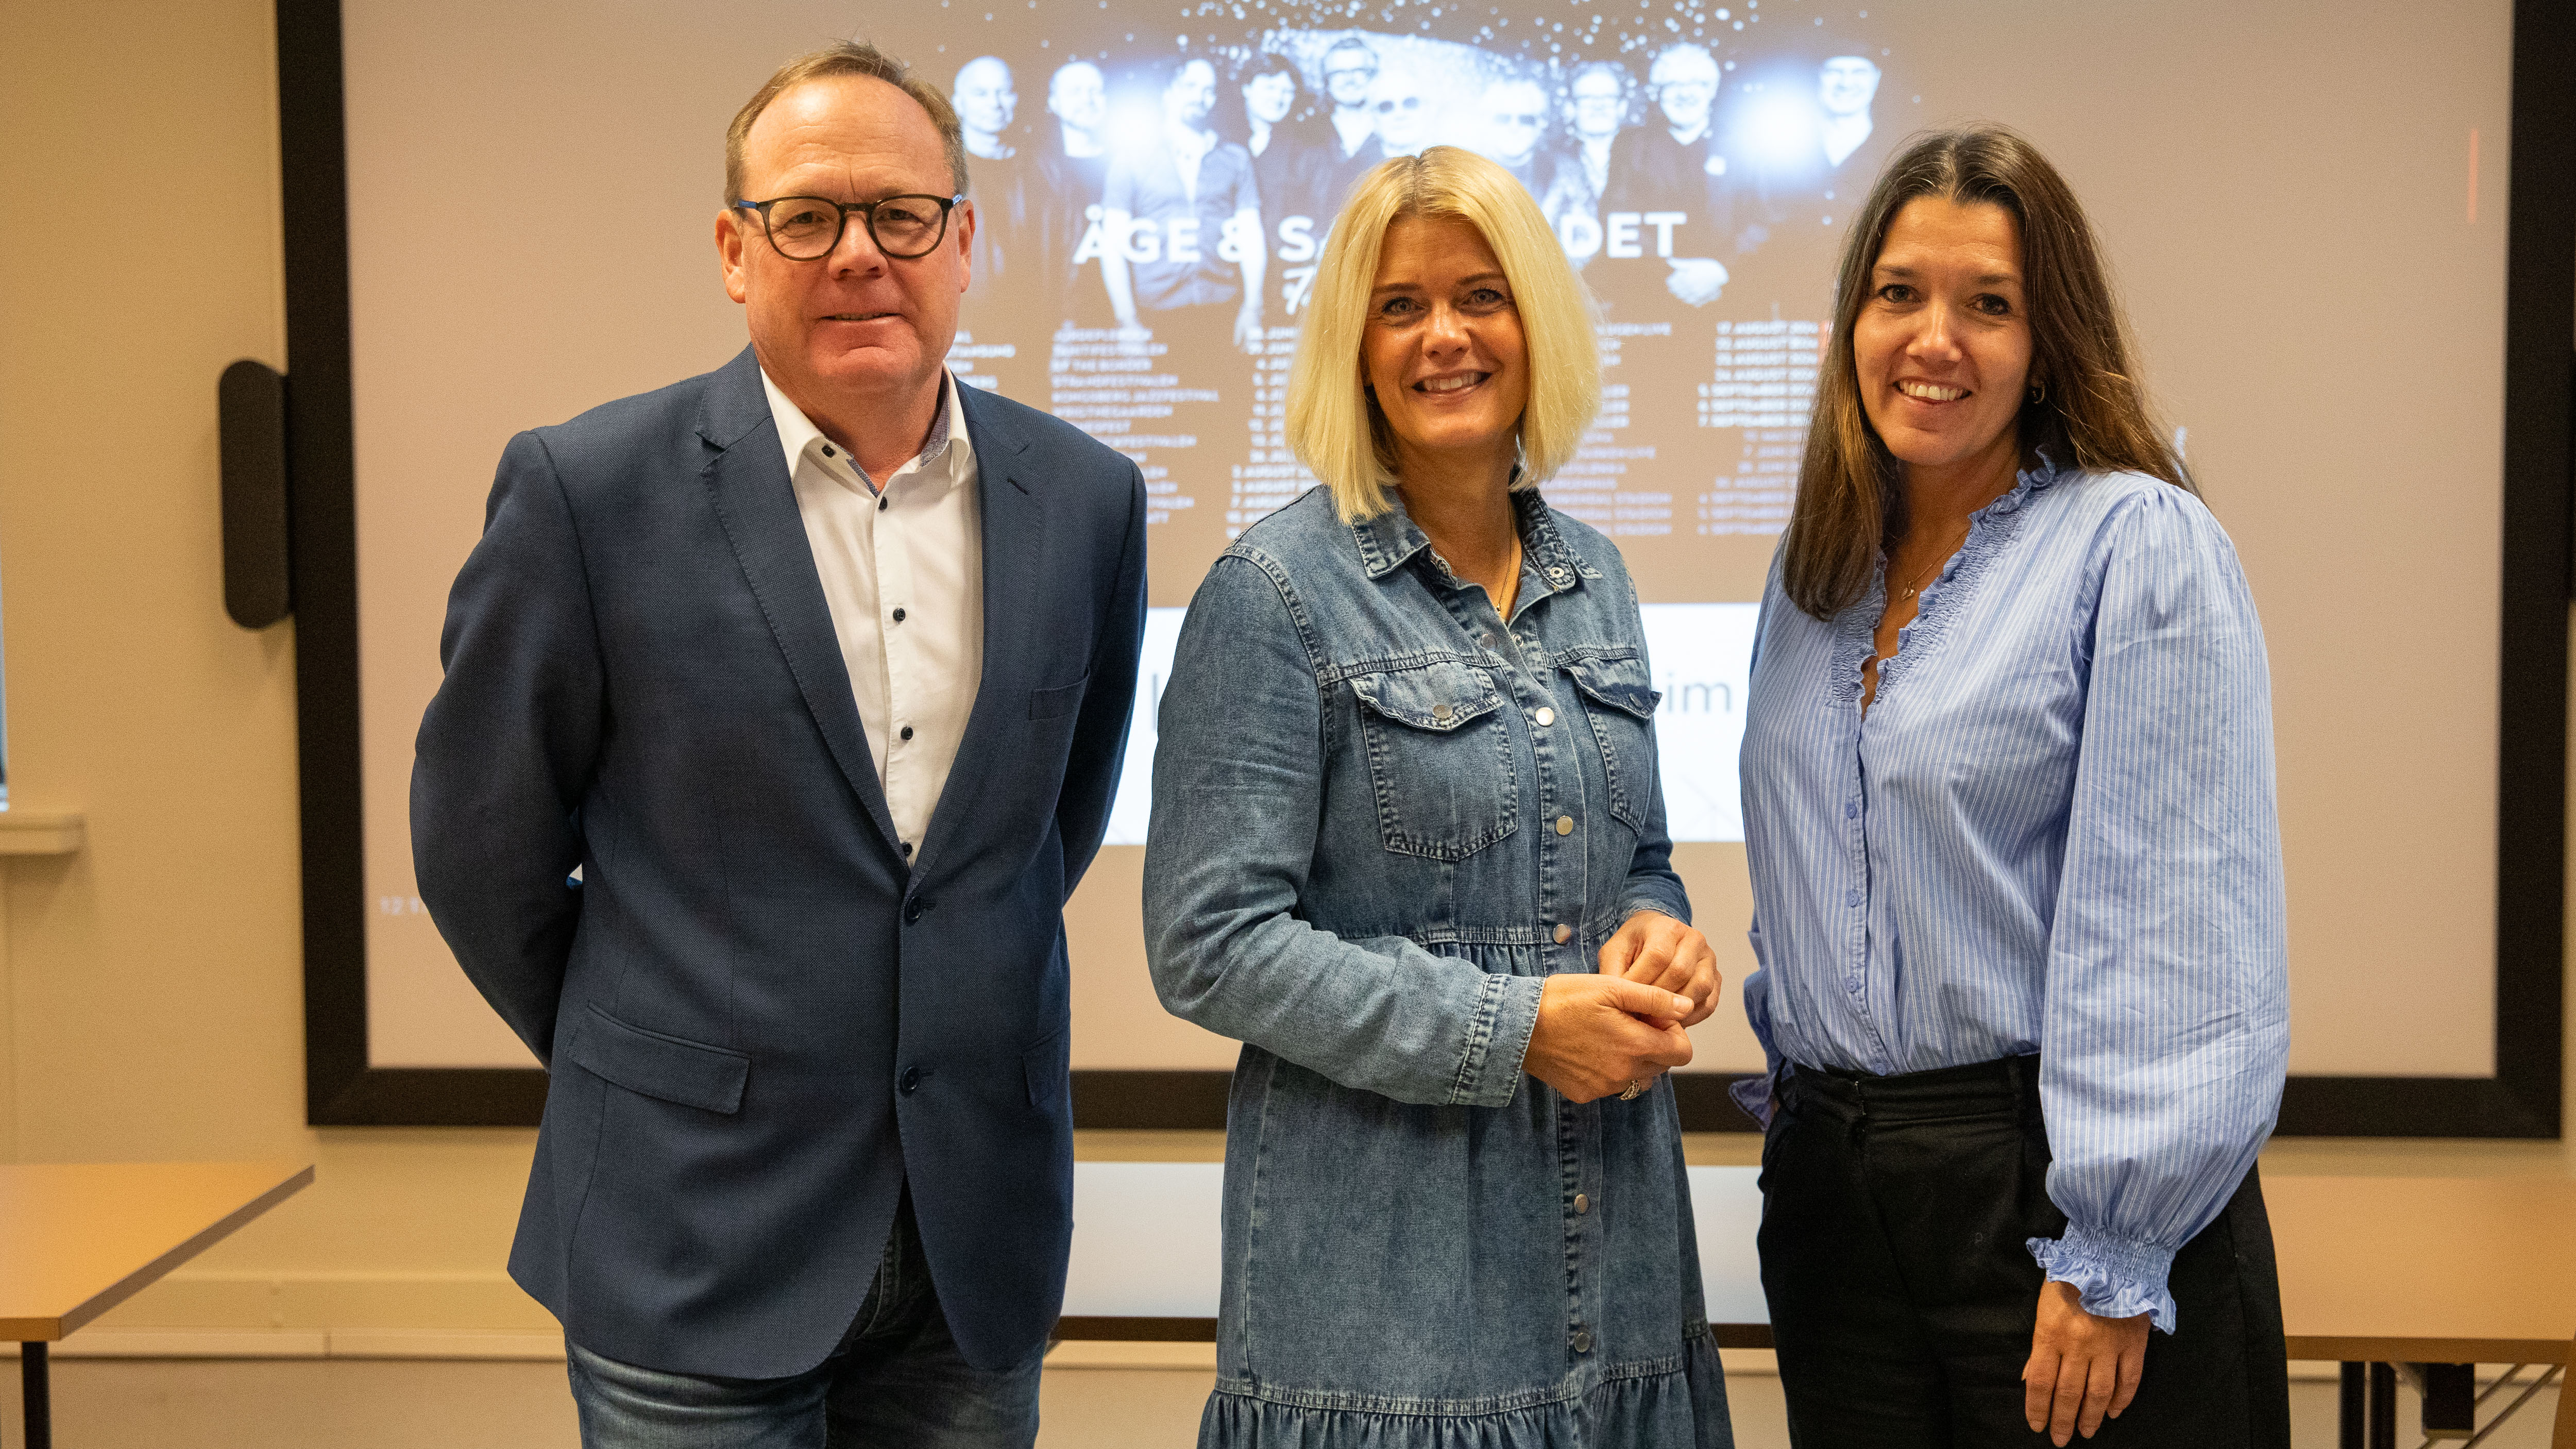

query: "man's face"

left=1048, top=62, right=1106, bottom=132
left=1370, top=72, right=1429, bottom=151
left=1569, top=71, right=1624, bottom=141
left=717, top=76, right=972, bottom=419
left=1481, top=82, right=1546, bottom=167
left=1819, top=57, right=1880, bottom=117
left=1244, top=71, right=1297, bottom=126
left=952, top=57, right=1016, bottom=137
left=1323, top=49, right=1377, bottom=108
left=1649, top=50, right=1719, bottom=132
left=1166, top=60, right=1217, bottom=128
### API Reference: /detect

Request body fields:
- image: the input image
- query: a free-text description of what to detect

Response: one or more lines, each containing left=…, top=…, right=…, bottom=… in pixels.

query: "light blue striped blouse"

left=1733, top=458, right=2289, bottom=1333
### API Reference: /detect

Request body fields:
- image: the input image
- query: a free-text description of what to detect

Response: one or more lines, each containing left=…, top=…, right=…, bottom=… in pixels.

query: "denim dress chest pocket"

left=1563, top=651, right=1662, bottom=831
left=1347, top=659, right=1519, bottom=859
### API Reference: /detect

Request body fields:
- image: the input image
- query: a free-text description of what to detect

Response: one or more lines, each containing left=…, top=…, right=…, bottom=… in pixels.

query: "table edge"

left=7, top=1164, right=316, bottom=1343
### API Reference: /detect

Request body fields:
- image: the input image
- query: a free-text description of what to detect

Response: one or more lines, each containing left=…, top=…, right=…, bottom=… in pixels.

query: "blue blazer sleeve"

left=1053, top=465, right=1149, bottom=898
left=410, top=429, right=605, bottom=1065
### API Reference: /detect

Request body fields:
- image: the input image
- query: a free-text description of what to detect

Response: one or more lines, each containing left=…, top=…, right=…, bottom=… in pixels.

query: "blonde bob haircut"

left=1285, top=146, right=1601, bottom=523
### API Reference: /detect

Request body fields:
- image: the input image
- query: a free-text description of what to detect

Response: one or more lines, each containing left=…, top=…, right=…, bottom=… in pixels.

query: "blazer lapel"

left=695, top=349, right=904, bottom=856
left=912, top=384, right=1043, bottom=881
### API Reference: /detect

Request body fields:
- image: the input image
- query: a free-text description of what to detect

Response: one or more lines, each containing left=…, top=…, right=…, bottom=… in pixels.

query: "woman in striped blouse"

left=1735, top=125, right=2291, bottom=1447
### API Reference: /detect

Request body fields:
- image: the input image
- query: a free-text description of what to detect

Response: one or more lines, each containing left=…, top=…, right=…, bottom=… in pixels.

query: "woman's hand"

left=1523, top=975, right=1697, bottom=1103
left=1598, top=911, right=1723, bottom=1027
left=2022, top=1281, right=2148, bottom=1444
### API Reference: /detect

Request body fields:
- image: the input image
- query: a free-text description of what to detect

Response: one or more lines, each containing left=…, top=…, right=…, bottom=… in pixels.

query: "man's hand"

left=1598, top=911, right=1721, bottom=1027
left=2023, top=1281, right=2149, bottom=1444
left=1666, top=256, right=1728, bottom=306
left=1523, top=975, right=1695, bottom=1103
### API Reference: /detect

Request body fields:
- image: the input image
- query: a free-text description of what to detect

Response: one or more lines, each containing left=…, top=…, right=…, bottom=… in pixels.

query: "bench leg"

left=22, top=1341, right=49, bottom=1449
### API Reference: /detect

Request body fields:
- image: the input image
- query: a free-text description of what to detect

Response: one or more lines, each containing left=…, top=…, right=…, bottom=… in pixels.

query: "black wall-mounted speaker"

left=219, top=358, right=292, bottom=628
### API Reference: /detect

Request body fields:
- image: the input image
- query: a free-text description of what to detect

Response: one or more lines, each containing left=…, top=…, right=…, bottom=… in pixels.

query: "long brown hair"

left=1781, top=124, right=2191, bottom=619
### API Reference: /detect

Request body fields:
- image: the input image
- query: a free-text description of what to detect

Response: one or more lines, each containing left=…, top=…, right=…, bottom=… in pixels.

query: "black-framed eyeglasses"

left=731, top=193, right=963, bottom=261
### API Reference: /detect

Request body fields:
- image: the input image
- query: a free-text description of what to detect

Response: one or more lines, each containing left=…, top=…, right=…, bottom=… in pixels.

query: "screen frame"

left=285, top=0, right=2571, bottom=1134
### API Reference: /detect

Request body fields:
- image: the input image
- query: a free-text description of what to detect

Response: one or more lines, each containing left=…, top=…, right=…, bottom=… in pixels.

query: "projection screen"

left=286, top=0, right=2572, bottom=1132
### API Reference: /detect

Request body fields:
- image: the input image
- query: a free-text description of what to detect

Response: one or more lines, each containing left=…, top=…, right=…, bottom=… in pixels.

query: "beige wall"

left=0, top=0, right=2561, bottom=1345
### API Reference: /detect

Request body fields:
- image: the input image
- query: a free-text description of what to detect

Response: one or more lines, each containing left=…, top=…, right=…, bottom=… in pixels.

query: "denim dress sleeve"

left=1143, top=552, right=1545, bottom=1108
left=2026, top=488, right=2290, bottom=1332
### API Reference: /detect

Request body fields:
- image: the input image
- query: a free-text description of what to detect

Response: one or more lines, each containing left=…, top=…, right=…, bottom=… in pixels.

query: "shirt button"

left=821, top=443, right=836, bottom=457
left=1552, top=923, right=1573, bottom=945
left=1534, top=706, right=1555, bottom=727
left=1555, top=815, right=1574, bottom=836
left=898, top=1067, right=921, bottom=1094
left=1432, top=703, right=1453, bottom=722
left=877, top=496, right=888, bottom=511
left=1845, top=889, right=1863, bottom=907
left=1845, top=801, right=1858, bottom=819
left=900, top=725, right=915, bottom=741
left=1573, top=1193, right=1589, bottom=1215
left=1571, top=1329, right=1593, bottom=1354
left=900, top=841, right=914, bottom=857
left=892, top=607, right=906, bottom=623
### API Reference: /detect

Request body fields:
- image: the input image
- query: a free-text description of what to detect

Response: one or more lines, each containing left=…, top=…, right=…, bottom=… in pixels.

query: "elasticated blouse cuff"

left=2026, top=1226, right=2179, bottom=1334
left=1450, top=971, right=1546, bottom=1108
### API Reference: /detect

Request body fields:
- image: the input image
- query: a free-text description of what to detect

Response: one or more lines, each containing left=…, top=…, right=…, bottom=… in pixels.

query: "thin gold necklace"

left=1889, top=524, right=1971, bottom=603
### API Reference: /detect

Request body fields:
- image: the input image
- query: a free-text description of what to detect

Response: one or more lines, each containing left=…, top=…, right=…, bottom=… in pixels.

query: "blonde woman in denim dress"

left=1144, top=147, right=1735, bottom=1447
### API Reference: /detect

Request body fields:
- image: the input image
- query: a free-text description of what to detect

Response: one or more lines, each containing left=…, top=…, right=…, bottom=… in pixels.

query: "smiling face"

left=1243, top=70, right=1297, bottom=126
left=1819, top=56, right=1880, bottom=116
left=1364, top=213, right=1530, bottom=478
left=1852, top=195, right=2032, bottom=490
left=952, top=56, right=1016, bottom=138
left=717, top=75, right=972, bottom=426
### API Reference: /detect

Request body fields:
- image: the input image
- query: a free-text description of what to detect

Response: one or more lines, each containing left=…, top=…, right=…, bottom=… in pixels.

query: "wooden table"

left=1057, top=1166, right=2574, bottom=1446
left=2266, top=1175, right=2574, bottom=1447
left=0, top=1161, right=314, bottom=1449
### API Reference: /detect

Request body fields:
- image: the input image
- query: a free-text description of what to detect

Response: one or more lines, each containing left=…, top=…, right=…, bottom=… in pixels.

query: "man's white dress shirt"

left=761, top=367, right=984, bottom=862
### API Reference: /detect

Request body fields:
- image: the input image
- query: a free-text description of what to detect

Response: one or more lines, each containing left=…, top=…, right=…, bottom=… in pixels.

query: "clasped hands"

left=1522, top=911, right=1720, bottom=1104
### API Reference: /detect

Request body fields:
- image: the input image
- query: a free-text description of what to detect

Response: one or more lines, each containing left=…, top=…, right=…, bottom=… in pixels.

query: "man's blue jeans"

left=565, top=1191, right=1043, bottom=1448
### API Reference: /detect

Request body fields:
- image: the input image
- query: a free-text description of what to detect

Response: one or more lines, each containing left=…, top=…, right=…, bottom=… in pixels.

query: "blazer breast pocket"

left=1028, top=673, right=1090, bottom=720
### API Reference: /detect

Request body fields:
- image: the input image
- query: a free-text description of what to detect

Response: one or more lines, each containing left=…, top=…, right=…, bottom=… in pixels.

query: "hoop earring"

left=2027, top=377, right=2048, bottom=405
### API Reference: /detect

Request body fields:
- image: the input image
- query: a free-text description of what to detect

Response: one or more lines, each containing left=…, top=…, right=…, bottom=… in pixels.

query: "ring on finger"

left=1618, top=1079, right=1645, bottom=1101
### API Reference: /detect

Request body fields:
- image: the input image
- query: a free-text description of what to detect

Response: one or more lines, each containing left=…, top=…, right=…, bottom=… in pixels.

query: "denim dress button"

left=1534, top=706, right=1555, bottom=727
left=1573, top=1193, right=1589, bottom=1215
left=1554, top=815, right=1574, bottom=836
left=1432, top=703, right=1453, bottom=723
left=1552, top=923, right=1573, bottom=945
left=1571, top=1329, right=1592, bottom=1353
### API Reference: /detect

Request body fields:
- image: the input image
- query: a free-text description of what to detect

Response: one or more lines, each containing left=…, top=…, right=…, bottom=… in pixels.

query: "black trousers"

left=1757, top=1056, right=2291, bottom=1447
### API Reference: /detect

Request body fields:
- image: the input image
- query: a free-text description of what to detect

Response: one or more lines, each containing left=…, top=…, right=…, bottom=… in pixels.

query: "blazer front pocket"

left=1029, top=672, right=1090, bottom=720
left=567, top=1004, right=751, bottom=1115
left=1348, top=661, right=1519, bottom=860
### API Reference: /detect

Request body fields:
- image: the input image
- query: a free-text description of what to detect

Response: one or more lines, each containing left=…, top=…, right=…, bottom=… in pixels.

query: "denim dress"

left=1145, top=487, right=1733, bottom=1447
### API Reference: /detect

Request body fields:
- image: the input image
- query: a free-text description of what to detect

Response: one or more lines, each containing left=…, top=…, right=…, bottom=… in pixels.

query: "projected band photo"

left=910, top=0, right=1900, bottom=845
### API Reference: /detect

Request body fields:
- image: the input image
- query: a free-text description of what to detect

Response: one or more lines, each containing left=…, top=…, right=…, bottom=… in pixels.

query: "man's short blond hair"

left=725, top=41, right=969, bottom=204
left=1284, top=147, right=1601, bottom=523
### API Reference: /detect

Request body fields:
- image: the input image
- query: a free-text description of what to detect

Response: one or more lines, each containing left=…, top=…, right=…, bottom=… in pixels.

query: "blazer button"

left=899, top=1067, right=921, bottom=1095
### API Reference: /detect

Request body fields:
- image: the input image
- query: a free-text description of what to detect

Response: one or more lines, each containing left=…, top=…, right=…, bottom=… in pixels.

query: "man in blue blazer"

left=412, top=40, right=1145, bottom=1447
